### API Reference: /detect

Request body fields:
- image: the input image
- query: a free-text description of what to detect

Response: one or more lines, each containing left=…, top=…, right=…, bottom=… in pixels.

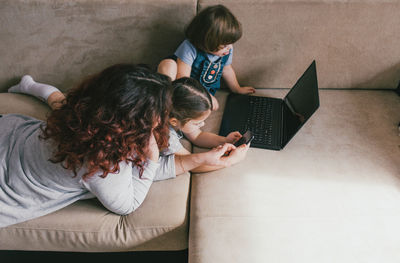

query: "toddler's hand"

left=237, top=86, right=255, bottom=94
left=225, top=131, right=242, bottom=144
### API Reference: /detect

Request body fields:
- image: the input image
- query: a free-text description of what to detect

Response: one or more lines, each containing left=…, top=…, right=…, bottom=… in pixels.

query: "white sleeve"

left=154, top=127, right=182, bottom=181
left=174, top=39, right=197, bottom=66
left=81, top=160, right=159, bottom=215
left=153, top=155, right=177, bottom=181
left=160, top=127, right=183, bottom=156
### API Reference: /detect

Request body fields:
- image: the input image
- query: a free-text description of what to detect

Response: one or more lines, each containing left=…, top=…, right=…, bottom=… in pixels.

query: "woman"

left=1, top=64, right=248, bottom=227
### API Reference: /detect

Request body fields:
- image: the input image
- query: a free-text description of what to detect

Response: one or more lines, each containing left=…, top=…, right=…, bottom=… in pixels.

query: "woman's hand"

left=200, top=143, right=236, bottom=166
left=223, top=143, right=250, bottom=166
left=201, top=143, right=249, bottom=167
left=225, top=131, right=242, bottom=144
left=146, top=132, right=160, bottom=162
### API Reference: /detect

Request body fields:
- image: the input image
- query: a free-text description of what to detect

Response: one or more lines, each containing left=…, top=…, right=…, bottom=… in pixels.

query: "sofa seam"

left=4, top=225, right=183, bottom=234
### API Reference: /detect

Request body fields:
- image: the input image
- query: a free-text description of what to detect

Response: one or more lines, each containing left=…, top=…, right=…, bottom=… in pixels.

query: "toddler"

left=158, top=4, right=255, bottom=110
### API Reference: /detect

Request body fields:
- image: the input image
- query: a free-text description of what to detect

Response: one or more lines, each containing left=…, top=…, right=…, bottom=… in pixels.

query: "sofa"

left=0, top=0, right=399, bottom=262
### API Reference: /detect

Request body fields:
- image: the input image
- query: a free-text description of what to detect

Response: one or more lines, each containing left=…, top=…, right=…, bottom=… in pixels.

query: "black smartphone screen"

left=234, top=130, right=254, bottom=147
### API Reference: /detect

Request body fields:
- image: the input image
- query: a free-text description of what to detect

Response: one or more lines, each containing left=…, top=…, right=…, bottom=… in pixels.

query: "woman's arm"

left=83, top=143, right=249, bottom=215
left=82, top=131, right=162, bottom=215
left=174, top=143, right=249, bottom=174
left=82, top=159, right=159, bottom=215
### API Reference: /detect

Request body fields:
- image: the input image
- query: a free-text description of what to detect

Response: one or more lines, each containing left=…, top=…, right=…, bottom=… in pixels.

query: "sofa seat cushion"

left=189, top=89, right=400, bottom=262
left=0, top=93, right=190, bottom=252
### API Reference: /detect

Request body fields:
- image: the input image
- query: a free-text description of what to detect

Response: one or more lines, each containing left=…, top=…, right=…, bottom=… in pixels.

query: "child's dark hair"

left=171, top=77, right=213, bottom=125
left=185, top=5, right=242, bottom=53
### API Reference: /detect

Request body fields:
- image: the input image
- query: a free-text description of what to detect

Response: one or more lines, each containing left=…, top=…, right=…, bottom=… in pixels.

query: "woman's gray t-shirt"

left=0, top=114, right=183, bottom=227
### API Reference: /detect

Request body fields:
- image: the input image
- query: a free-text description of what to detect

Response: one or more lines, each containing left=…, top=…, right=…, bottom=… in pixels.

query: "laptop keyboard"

left=244, top=96, right=277, bottom=146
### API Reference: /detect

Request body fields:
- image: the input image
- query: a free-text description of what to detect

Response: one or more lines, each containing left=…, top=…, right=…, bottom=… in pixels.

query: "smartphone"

left=234, top=130, right=254, bottom=147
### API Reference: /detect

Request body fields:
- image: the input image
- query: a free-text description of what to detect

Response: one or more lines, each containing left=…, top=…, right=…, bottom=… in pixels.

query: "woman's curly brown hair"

left=40, top=64, right=173, bottom=180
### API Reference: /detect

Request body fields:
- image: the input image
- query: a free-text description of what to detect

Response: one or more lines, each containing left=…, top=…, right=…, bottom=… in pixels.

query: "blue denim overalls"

left=190, top=50, right=230, bottom=95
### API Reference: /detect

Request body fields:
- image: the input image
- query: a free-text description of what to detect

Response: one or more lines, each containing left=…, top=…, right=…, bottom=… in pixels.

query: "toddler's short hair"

left=185, top=5, right=242, bottom=53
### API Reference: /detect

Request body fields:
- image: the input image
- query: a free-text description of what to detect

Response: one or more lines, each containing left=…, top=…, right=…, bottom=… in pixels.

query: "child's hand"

left=236, top=86, right=255, bottom=94
left=225, top=131, right=242, bottom=144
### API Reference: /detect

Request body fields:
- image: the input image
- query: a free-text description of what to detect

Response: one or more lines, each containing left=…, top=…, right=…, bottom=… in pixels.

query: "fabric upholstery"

left=189, top=89, right=400, bottom=263
left=0, top=0, right=196, bottom=93
left=199, top=0, right=400, bottom=90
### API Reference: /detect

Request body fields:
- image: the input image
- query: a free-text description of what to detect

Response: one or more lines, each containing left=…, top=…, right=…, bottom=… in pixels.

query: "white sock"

left=8, top=75, right=60, bottom=102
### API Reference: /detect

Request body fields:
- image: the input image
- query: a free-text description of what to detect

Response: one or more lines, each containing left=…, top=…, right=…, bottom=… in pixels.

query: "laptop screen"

left=281, top=61, right=319, bottom=147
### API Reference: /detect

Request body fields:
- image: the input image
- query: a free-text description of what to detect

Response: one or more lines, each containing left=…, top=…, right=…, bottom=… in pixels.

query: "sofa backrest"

left=1, top=0, right=399, bottom=92
left=0, top=0, right=196, bottom=92
left=200, top=0, right=400, bottom=90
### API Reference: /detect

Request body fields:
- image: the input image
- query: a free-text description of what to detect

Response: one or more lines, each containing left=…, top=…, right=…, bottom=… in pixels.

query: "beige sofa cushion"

left=0, top=93, right=191, bottom=252
left=189, top=89, right=400, bottom=262
left=199, top=0, right=400, bottom=90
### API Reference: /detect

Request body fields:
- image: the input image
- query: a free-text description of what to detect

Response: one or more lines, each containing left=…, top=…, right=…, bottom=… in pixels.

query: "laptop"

left=219, top=60, right=319, bottom=150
